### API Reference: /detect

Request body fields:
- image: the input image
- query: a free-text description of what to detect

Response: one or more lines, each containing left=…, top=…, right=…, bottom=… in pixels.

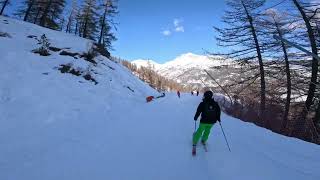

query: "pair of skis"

left=192, top=141, right=208, bottom=156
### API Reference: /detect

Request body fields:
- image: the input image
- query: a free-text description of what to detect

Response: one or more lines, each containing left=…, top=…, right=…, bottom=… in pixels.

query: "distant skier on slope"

left=177, top=90, right=180, bottom=98
left=192, top=90, right=221, bottom=155
left=146, top=96, right=154, bottom=103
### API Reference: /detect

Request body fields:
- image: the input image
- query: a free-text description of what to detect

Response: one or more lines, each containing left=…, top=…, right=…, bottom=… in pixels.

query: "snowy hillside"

left=0, top=16, right=156, bottom=98
left=1, top=16, right=320, bottom=180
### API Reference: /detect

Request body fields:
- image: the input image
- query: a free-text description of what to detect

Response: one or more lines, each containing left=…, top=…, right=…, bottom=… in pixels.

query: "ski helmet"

left=203, top=90, right=213, bottom=99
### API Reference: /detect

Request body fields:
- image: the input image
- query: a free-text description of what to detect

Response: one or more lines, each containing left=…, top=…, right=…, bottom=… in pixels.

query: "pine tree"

left=98, top=0, right=118, bottom=50
left=0, top=0, right=10, bottom=15
left=15, top=0, right=45, bottom=22
left=17, top=0, right=65, bottom=30
left=22, top=0, right=36, bottom=21
left=79, top=0, right=99, bottom=40
left=15, top=0, right=38, bottom=23
left=74, top=7, right=81, bottom=35
left=38, top=0, right=66, bottom=30
left=32, top=2, right=42, bottom=24
left=59, top=17, right=65, bottom=31
left=33, top=34, right=51, bottom=56
left=65, top=0, right=78, bottom=33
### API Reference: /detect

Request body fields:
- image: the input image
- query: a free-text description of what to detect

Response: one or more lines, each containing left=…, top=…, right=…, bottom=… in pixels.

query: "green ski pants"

left=193, top=123, right=213, bottom=145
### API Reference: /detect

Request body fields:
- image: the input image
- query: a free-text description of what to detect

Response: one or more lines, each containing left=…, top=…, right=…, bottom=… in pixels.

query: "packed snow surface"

left=1, top=93, right=320, bottom=180
left=1, top=16, right=320, bottom=180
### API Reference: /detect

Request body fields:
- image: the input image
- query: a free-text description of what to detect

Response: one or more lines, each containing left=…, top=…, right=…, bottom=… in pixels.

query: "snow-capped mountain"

left=132, top=52, right=236, bottom=87
left=160, top=53, right=227, bottom=69
left=131, top=59, right=161, bottom=70
left=158, top=53, right=233, bottom=83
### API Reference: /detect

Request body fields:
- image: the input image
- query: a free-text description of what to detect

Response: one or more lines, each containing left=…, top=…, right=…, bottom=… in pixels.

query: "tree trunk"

left=66, top=13, right=72, bottom=33
left=34, top=7, right=41, bottom=24
left=39, top=0, right=52, bottom=27
left=275, top=22, right=291, bottom=132
left=292, top=0, right=319, bottom=136
left=0, top=0, right=9, bottom=15
left=281, top=41, right=291, bottom=132
left=23, top=0, right=35, bottom=21
left=242, top=0, right=266, bottom=124
left=317, top=23, right=320, bottom=40
left=59, top=18, right=64, bottom=31
left=315, top=100, right=320, bottom=127
left=75, top=20, right=79, bottom=35
left=66, top=7, right=76, bottom=33
left=66, top=20, right=70, bottom=33
left=82, top=16, right=89, bottom=38
left=98, top=8, right=107, bottom=45
left=78, top=21, right=83, bottom=36
left=81, top=5, right=91, bottom=39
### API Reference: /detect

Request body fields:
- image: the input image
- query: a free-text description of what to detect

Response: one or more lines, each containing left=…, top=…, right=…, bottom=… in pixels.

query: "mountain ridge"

left=132, top=52, right=235, bottom=88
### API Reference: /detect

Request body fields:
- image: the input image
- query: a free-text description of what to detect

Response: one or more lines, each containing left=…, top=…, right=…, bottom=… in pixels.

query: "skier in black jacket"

left=193, top=90, right=221, bottom=147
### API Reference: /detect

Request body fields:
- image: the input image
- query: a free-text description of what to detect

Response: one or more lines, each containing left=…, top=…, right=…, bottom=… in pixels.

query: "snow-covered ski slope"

left=1, top=16, right=320, bottom=180
left=1, top=93, right=320, bottom=180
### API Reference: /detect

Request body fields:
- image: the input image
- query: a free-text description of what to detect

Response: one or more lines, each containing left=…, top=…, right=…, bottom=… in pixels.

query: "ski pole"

left=219, top=121, right=231, bottom=152
left=193, top=121, right=197, bottom=137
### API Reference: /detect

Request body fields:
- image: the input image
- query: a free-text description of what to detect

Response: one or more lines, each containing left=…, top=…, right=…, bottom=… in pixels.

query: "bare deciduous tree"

left=214, top=0, right=267, bottom=123
left=261, top=9, right=294, bottom=132
left=291, top=0, right=319, bottom=138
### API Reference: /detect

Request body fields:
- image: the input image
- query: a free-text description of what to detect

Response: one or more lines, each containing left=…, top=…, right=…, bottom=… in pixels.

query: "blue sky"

left=113, top=0, right=227, bottom=63
left=7, top=0, right=226, bottom=63
left=4, top=0, right=299, bottom=63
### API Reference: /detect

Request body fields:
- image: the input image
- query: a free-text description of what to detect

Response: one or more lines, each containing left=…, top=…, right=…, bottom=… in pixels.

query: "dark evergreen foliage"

left=17, top=0, right=66, bottom=30
left=78, top=0, right=99, bottom=40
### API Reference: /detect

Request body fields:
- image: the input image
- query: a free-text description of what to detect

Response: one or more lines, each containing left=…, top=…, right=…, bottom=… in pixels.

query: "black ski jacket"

left=194, top=98, right=221, bottom=124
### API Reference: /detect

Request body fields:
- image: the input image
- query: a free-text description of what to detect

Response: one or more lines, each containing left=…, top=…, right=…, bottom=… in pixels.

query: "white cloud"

left=175, top=26, right=184, bottom=32
left=173, top=18, right=184, bottom=33
left=162, top=30, right=171, bottom=36
left=161, top=18, right=184, bottom=36
left=174, top=19, right=181, bottom=26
